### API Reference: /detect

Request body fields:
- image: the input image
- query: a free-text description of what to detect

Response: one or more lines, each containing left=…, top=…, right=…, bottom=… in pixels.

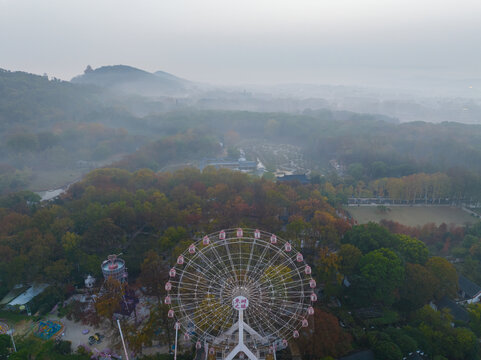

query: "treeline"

left=343, top=171, right=481, bottom=203
left=352, top=172, right=452, bottom=202
left=114, top=130, right=220, bottom=172
left=0, top=167, right=345, bottom=291
left=381, top=219, right=481, bottom=287
left=136, top=111, right=481, bottom=201
left=309, top=120, right=481, bottom=175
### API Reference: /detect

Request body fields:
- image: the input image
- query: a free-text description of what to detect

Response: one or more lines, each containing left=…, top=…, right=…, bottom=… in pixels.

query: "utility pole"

left=7, top=329, right=17, bottom=352
left=117, top=319, right=129, bottom=360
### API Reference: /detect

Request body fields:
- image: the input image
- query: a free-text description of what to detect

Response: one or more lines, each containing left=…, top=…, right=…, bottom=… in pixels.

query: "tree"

left=357, top=248, right=404, bottom=305
left=315, top=247, right=342, bottom=296
left=158, top=226, right=188, bottom=253
left=83, top=218, right=125, bottom=253
left=347, top=163, right=364, bottom=181
left=396, top=234, right=428, bottom=264
left=342, top=223, right=397, bottom=254
left=338, top=244, right=362, bottom=276
left=141, top=304, right=174, bottom=350
left=295, top=308, right=352, bottom=359
left=414, top=305, right=479, bottom=359
left=44, top=259, right=73, bottom=284
left=373, top=341, right=402, bottom=360
left=138, top=250, right=167, bottom=305
left=0, top=335, right=10, bottom=360
left=468, top=303, right=481, bottom=336
left=95, top=277, right=125, bottom=326
left=399, top=263, right=436, bottom=310
left=426, top=257, right=458, bottom=300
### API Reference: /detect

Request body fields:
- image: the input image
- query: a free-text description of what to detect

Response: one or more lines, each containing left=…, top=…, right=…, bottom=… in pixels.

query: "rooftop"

left=1, top=283, right=49, bottom=306
left=0, top=284, right=30, bottom=306
left=437, top=296, right=470, bottom=322
left=458, top=275, right=481, bottom=298
left=276, top=174, right=310, bottom=185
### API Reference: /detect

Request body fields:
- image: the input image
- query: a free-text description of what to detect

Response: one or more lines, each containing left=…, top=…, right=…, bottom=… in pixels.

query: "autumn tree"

left=95, top=277, right=125, bottom=326
left=138, top=250, right=167, bottom=305
left=295, top=308, right=352, bottom=359
left=426, top=257, right=458, bottom=300
left=399, top=263, right=436, bottom=310
left=315, top=247, right=342, bottom=296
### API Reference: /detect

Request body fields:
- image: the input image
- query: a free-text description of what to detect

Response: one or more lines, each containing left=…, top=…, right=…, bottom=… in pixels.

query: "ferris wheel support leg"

left=224, top=310, right=258, bottom=360
left=273, top=344, right=277, bottom=360
left=174, top=324, right=179, bottom=360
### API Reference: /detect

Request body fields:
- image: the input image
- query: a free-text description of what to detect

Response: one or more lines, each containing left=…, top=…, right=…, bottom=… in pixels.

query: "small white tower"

left=85, top=275, right=96, bottom=289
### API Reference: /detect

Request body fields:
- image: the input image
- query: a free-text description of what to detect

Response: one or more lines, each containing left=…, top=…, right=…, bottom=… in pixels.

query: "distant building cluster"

left=276, top=174, right=310, bottom=185
left=199, top=157, right=265, bottom=176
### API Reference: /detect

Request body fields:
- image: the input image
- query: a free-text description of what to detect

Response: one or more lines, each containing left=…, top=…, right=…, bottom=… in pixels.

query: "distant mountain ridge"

left=0, top=68, right=103, bottom=127
left=71, top=65, right=195, bottom=97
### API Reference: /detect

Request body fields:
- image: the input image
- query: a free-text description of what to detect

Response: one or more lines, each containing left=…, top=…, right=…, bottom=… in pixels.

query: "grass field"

left=346, top=205, right=477, bottom=227
left=27, top=168, right=85, bottom=192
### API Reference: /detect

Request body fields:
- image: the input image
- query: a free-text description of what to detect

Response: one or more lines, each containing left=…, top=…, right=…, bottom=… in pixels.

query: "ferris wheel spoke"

left=242, top=240, right=272, bottom=290
left=181, top=249, right=236, bottom=294
left=195, top=245, right=235, bottom=284
left=244, top=237, right=257, bottom=285
left=171, top=271, right=227, bottom=289
left=255, top=262, right=307, bottom=298
left=244, top=306, right=274, bottom=339
left=198, top=306, right=236, bottom=339
left=247, top=297, right=298, bottom=339
left=222, top=238, right=240, bottom=286
left=249, top=246, right=300, bottom=288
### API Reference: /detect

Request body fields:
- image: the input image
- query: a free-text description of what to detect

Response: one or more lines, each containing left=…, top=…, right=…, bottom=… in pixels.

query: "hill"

left=0, top=68, right=102, bottom=129
left=71, top=65, right=193, bottom=97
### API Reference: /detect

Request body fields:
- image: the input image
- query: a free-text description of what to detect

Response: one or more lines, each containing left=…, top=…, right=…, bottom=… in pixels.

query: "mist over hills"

left=67, top=64, right=481, bottom=123
left=3, top=64, right=481, bottom=207
left=2, top=64, right=481, bottom=125
left=71, top=65, right=199, bottom=97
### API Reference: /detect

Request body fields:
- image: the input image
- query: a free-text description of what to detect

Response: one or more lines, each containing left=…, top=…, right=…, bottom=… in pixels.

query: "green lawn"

left=346, top=206, right=476, bottom=227
left=0, top=310, right=31, bottom=325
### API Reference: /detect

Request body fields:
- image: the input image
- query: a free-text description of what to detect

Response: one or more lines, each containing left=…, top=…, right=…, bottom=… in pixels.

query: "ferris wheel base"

left=224, top=344, right=258, bottom=360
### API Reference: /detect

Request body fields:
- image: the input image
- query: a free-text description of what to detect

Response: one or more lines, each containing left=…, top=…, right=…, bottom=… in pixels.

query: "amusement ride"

left=164, top=228, right=316, bottom=360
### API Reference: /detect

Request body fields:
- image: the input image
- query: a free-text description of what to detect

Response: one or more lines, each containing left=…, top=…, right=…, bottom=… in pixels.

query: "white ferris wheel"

left=164, top=228, right=317, bottom=360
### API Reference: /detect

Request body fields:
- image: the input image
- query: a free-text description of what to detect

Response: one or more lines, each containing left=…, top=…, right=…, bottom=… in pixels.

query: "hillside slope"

left=72, top=65, right=194, bottom=97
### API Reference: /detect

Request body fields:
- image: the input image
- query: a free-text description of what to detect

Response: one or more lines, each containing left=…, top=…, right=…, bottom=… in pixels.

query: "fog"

left=1, top=0, right=481, bottom=88
left=2, top=0, right=481, bottom=195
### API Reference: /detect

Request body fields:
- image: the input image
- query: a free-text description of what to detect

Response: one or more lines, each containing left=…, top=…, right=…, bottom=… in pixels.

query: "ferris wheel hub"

left=232, top=295, right=249, bottom=310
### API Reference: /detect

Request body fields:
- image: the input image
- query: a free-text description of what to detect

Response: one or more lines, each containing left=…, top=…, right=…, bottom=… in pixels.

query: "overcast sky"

left=1, top=0, right=480, bottom=85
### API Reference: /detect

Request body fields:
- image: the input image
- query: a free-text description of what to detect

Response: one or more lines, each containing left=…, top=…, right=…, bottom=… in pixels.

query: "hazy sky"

left=1, top=0, right=481, bottom=85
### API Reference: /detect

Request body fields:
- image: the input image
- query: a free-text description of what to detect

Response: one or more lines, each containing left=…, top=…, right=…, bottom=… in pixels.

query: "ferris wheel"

left=164, top=228, right=316, bottom=360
